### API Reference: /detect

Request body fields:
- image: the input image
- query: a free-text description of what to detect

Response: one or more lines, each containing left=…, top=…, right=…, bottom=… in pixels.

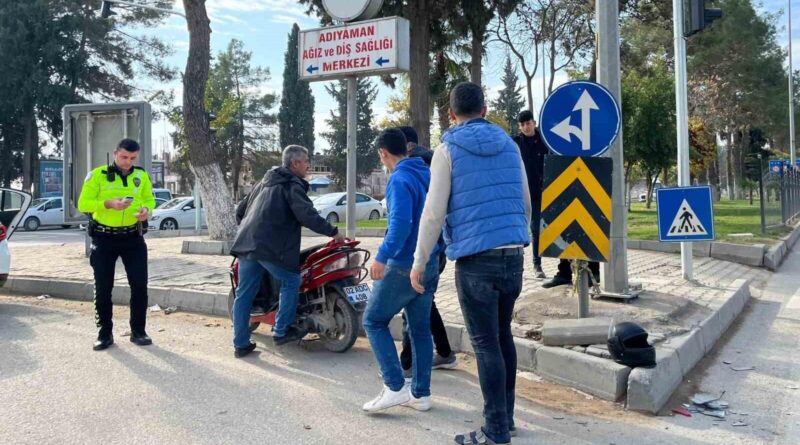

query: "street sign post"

left=299, top=17, right=409, bottom=82
left=539, top=81, right=621, bottom=157
left=657, top=186, right=715, bottom=242
left=300, top=9, right=409, bottom=239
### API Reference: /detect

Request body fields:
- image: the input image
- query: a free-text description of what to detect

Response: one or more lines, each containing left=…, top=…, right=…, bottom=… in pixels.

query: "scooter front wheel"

left=228, top=289, right=261, bottom=332
left=320, top=292, right=359, bottom=353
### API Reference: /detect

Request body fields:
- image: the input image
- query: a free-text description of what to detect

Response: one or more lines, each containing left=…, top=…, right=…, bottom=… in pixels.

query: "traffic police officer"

left=78, top=138, right=156, bottom=351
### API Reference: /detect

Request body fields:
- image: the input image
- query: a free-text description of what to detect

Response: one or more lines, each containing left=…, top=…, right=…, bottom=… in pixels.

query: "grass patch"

left=628, top=200, right=789, bottom=244
left=334, top=219, right=388, bottom=230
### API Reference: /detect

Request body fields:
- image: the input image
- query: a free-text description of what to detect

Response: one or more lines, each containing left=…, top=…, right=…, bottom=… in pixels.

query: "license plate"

left=343, top=283, right=372, bottom=304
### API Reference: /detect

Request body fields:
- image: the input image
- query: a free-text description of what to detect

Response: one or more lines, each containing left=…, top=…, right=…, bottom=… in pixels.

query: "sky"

left=121, top=0, right=797, bottom=157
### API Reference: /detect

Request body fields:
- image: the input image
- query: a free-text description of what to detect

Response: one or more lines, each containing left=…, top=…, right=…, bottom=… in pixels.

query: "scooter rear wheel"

left=228, top=289, right=261, bottom=332
left=320, top=292, right=359, bottom=353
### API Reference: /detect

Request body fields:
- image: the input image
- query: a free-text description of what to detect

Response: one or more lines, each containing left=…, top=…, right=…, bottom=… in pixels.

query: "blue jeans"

left=232, top=258, right=301, bottom=348
left=531, top=200, right=542, bottom=267
left=363, top=259, right=439, bottom=398
left=455, top=250, right=523, bottom=444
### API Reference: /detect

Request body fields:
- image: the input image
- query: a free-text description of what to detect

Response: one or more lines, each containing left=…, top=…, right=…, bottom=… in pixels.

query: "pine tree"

left=491, top=57, right=525, bottom=134
left=322, top=78, right=379, bottom=188
left=278, top=24, right=315, bottom=154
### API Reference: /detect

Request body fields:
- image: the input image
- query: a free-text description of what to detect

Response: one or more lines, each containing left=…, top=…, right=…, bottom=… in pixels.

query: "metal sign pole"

left=789, top=0, right=796, bottom=166
left=673, top=0, right=694, bottom=280
left=577, top=260, right=590, bottom=318
left=346, top=76, right=358, bottom=239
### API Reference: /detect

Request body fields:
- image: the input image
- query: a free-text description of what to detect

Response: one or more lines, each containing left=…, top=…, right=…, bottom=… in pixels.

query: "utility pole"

left=673, top=0, right=693, bottom=280
left=597, top=0, right=630, bottom=294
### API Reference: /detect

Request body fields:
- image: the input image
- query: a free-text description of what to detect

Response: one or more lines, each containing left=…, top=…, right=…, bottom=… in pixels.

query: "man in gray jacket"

left=230, top=145, right=343, bottom=358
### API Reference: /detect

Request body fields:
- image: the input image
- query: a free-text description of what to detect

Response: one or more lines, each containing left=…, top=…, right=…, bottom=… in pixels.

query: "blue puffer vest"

left=442, top=118, right=530, bottom=260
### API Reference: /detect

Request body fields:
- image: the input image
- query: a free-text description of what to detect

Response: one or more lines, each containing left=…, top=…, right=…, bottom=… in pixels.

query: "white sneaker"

left=402, top=388, right=431, bottom=412
left=362, top=385, right=410, bottom=413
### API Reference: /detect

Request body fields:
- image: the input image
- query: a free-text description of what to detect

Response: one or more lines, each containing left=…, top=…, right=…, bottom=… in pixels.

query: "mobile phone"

left=123, top=196, right=134, bottom=203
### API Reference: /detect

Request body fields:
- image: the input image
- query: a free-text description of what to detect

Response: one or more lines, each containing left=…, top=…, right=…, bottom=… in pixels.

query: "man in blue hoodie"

left=362, top=128, right=441, bottom=414
left=412, top=82, right=532, bottom=445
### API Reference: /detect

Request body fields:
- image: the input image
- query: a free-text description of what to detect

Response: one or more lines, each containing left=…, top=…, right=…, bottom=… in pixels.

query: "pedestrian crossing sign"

left=656, top=186, right=715, bottom=242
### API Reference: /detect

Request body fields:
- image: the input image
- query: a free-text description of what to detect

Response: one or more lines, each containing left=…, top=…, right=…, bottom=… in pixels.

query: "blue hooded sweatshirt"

left=376, top=157, right=437, bottom=266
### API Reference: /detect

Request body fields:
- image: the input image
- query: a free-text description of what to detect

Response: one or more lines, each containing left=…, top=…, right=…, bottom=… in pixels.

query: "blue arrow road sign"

left=539, top=81, right=621, bottom=157
left=376, top=57, right=390, bottom=66
left=306, top=65, right=319, bottom=74
left=656, top=186, right=715, bottom=242
left=769, top=160, right=785, bottom=175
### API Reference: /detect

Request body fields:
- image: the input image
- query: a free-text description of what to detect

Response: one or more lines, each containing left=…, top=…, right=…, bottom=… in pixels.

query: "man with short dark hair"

left=362, top=128, right=441, bottom=413
left=230, top=144, right=344, bottom=358
left=412, top=82, right=532, bottom=444
left=514, top=110, right=549, bottom=280
left=398, top=126, right=433, bottom=164
left=78, top=138, right=156, bottom=350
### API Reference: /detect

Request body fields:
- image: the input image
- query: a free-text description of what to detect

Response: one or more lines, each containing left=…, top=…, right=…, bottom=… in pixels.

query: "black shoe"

left=93, top=334, right=114, bottom=351
left=542, top=275, right=572, bottom=289
left=234, top=341, right=257, bottom=358
left=273, top=326, right=309, bottom=346
left=130, top=331, right=152, bottom=346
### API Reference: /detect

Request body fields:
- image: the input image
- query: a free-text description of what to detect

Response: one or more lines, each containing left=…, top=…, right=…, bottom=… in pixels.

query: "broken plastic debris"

left=148, top=304, right=162, bottom=312
left=575, top=420, right=588, bottom=426
left=692, top=391, right=724, bottom=405
left=705, top=401, right=729, bottom=410
left=164, top=306, right=178, bottom=314
left=722, top=360, right=732, bottom=365
left=553, top=416, right=565, bottom=420
left=700, top=409, right=726, bottom=419
left=730, top=365, right=755, bottom=372
left=732, top=421, right=747, bottom=427
left=36, top=294, right=50, bottom=300
left=672, top=407, right=692, bottom=417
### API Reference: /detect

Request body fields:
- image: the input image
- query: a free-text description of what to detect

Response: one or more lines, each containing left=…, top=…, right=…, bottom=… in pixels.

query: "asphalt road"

left=2, top=253, right=799, bottom=444
left=8, top=227, right=86, bottom=245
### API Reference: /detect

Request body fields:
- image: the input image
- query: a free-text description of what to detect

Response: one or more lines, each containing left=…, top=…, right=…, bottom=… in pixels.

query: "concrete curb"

left=631, top=222, right=800, bottom=271
left=625, top=278, right=751, bottom=413
left=181, top=240, right=234, bottom=256
left=146, top=229, right=209, bottom=239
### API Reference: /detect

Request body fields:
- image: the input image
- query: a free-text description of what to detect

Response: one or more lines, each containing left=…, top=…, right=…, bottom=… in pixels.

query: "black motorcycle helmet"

left=607, top=322, right=656, bottom=368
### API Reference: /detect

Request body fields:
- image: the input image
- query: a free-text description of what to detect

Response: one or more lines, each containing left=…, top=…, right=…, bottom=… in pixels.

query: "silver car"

left=1, top=188, right=32, bottom=287
left=313, top=192, right=384, bottom=224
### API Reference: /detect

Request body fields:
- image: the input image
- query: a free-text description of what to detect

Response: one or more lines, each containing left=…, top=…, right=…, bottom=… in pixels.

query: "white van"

left=21, top=197, right=72, bottom=231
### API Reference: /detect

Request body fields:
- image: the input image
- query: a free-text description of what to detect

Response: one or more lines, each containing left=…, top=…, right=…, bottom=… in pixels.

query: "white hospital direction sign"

left=298, top=17, right=410, bottom=81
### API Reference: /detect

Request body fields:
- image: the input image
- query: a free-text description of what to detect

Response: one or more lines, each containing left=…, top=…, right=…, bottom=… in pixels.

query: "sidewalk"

left=8, top=235, right=770, bottom=335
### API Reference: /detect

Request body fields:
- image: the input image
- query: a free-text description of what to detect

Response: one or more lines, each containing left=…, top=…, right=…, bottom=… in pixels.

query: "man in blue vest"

left=411, top=82, right=532, bottom=445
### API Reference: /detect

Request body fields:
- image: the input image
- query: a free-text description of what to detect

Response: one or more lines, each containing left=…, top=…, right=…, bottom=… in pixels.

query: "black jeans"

left=530, top=199, right=542, bottom=267
left=90, top=234, right=149, bottom=335
left=455, top=249, right=523, bottom=444
left=556, top=259, right=600, bottom=281
left=400, top=252, right=451, bottom=369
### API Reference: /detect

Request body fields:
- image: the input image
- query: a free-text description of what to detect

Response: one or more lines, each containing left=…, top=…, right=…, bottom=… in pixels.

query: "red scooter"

left=228, top=239, right=371, bottom=353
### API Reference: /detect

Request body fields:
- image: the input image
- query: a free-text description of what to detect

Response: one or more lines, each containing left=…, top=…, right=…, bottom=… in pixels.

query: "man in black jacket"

left=513, top=110, right=548, bottom=280
left=230, top=145, right=344, bottom=358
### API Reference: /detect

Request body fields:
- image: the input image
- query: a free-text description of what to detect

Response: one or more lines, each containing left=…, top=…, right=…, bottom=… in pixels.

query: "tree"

left=622, top=60, right=676, bottom=209
left=0, top=0, right=175, bottom=191
left=278, top=24, right=315, bottom=155
left=322, top=78, right=380, bottom=189
left=491, top=57, right=525, bottom=134
left=495, top=2, right=545, bottom=110
left=206, top=39, right=277, bottom=200
left=376, top=80, right=412, bottom=130
left=182, top=0, right=237, bottom=240
left=539, top=0, right=594, bottom=94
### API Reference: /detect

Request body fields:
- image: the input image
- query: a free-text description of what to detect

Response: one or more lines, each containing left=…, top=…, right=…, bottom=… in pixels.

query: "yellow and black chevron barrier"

left=538, top=155, right=613, bottom=262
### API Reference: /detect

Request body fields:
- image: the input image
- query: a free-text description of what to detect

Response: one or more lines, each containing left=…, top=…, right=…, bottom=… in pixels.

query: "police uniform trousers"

left=90, top=232, right=149, bottom=335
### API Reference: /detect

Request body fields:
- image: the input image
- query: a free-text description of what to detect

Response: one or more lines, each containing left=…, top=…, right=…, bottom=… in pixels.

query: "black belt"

left=93, top=223, right=141, bottom=235
left=471, top=247, right=524, bottom=258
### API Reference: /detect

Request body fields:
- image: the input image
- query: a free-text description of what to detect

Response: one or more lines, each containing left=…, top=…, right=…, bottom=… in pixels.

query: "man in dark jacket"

left=230, top=145, right=344, bottom=358
left=513, top=110, right=549, bottom=280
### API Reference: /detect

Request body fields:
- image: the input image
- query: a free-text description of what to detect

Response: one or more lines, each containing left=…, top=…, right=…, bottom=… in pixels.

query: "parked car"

left=379, top=198, right=388, bottom=217
left=148, top=197, right=207, bottom=231
left=312, top=192, right=383, bottom=224
left=1, top=188, right=33, bottom=287
left=155, top=198, right=169, bottom=208
left=152, top=188, right=173, bottom=202
left=21, top=197, right=74, bottom=231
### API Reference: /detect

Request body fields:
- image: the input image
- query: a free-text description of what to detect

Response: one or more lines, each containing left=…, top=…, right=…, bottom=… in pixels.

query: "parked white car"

left=313, top=192, right=384, bottom=224
left=152, top=188, right=173, bottom=202
left=1, top=188, right=32, bottom=287
left=21, top=197, right=73, bottom=231
left=148, top=197, right=207, bottom=231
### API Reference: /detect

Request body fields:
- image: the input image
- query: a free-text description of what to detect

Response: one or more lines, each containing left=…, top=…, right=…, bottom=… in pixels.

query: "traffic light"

left=101, top=1, right=117, bottom=18
left=686, top=0, right=723, bottom=36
